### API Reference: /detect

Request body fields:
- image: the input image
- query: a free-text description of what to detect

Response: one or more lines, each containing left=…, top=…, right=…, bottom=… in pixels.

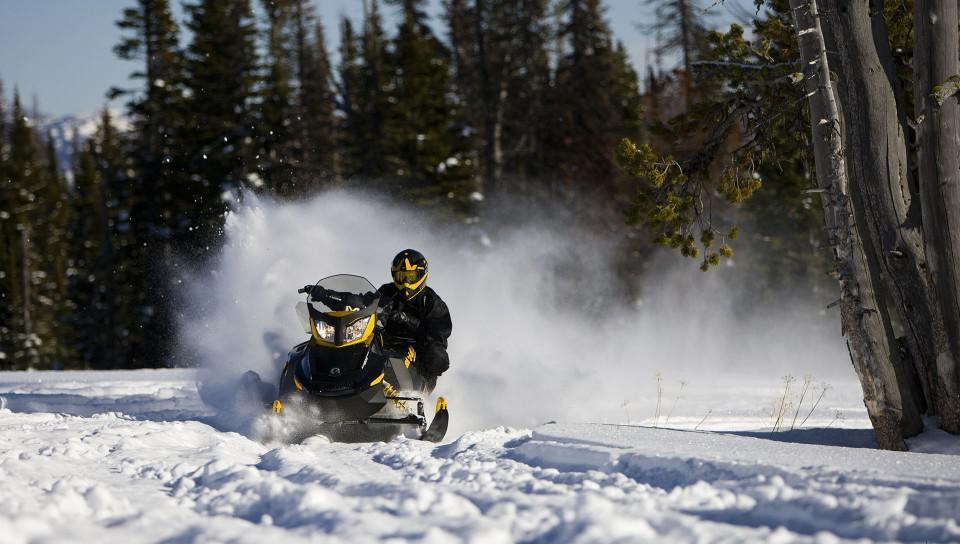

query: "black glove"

left=391, top=308, right=421, bottom=330
left=382, top=299, right=420, bottom=332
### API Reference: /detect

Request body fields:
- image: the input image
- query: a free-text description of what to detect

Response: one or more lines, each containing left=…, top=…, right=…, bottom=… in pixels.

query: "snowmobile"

left=245, top=274, right=449, bottom=443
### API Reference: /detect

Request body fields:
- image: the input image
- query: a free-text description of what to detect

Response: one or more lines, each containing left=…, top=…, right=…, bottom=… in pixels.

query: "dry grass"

left=653, top=372, right=663, bottom=428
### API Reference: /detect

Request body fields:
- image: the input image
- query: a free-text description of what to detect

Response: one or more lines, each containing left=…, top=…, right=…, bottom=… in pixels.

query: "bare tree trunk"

left=20, top=227, right=30, bottom=341
left=678, top=0, right=692, bottom=108
left=475, top=0, right=497, bottom=198
left=914, top=0, right=960, bottom=432
left=825, top=0, right=931, bottom=437
left=869, top=0, right=918, bottom=203
left=493, top=74, right=507, bottom=183
left=474, top=0, right=510, bottom=201
left=790, top=0, right=908, bottom=450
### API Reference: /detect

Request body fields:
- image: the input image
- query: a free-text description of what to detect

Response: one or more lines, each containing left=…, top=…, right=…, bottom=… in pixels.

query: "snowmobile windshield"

left=309, top=275, right=379, bottom=313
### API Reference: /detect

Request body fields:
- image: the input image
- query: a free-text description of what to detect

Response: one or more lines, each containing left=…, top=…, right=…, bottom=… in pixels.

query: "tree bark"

left=825, top=0, right=931, bottom=438
left=679, top=0, right=693, bottom=107
left=914, top=0, right=960, bottom=432
left=790, top=0, right=908, bottom=450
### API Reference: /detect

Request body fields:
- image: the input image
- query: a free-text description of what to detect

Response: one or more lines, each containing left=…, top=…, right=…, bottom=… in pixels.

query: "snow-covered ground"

left=4, top=193, right=958, bottom=542
left=2, top=369, right=959, bottom=543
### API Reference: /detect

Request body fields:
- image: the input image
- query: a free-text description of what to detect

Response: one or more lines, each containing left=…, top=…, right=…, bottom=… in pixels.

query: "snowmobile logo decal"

left=404, top=346, right=416, bottom=369
left=329, top=367, right=341, bottom=376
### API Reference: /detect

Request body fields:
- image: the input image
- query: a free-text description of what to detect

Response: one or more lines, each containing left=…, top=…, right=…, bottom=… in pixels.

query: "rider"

left=378, top=249, right=452, bottom=389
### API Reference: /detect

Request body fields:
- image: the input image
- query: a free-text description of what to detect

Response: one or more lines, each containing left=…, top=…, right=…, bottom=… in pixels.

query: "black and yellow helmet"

left=391, top=249, right=428, bottom=300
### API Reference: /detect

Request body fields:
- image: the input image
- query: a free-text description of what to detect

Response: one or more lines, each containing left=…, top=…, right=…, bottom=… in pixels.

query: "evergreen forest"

left=6, top=0, right=822, bottom=372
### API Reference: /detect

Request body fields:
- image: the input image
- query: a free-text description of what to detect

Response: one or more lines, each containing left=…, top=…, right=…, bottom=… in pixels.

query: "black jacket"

left=377, top=283, right=452, bottom=348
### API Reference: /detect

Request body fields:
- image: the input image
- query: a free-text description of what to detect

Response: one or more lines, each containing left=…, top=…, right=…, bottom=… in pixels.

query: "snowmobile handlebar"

left=380, top=336, right=418, bottom=357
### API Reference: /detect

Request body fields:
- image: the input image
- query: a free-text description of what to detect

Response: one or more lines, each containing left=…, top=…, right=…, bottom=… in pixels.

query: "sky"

left=0, top=0, right=748, bottom=118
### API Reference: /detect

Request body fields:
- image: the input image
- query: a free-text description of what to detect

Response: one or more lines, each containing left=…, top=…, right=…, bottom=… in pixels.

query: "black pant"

left=417, top=342, right=450, bottom=380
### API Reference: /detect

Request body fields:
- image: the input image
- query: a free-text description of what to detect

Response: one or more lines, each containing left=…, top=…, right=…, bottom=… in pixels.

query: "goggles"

left=392, top=267, right=424, bottom=285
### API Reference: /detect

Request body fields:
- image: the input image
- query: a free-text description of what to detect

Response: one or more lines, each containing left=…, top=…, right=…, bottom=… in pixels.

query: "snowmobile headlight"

left=344, top=316, right=371, bottom=343
left=313, top=319, right=335, bottom=343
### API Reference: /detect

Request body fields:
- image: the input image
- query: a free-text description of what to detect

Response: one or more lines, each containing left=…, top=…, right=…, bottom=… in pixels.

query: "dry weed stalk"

left=773, top=375, right=795, bottom=431
left=790, top=375, right=813, bottom=430
left=826, top=409, right=845, bottom=428
left=665, top=380, right=687, bottom=426
left=654, top=372, right=663, bottom=428
left=798, top=382, right=831, bottom=428
left=694, top=409, right=712, bottom=431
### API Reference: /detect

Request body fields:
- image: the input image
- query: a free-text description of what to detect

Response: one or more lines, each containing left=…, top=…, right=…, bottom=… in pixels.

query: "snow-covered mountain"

left=37, top=109, right=129, bottom=177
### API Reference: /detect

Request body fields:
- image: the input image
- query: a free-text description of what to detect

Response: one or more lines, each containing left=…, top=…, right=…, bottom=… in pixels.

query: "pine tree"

left=554, top=0, right=641, bottom=194
left=5, top=91, right=43, bottom=368
left=182, top=0, right=259, bottom=251
left=446, top=0, right=473, bottom=103
left=337, top=16, right=363, bottom=178
left=64, top=120, right=118, bottom=369
left=446, top=0, right=553, bottom=200
left=258, top=0, right=298, bottom=195
left=641, top=0, right=713, bottom=110
left=0, top=80, right=12, bottom=368
left=113, top=0, right=188, bottom=369
left=386, top=0, right=473, bottom=208
left=642, top=0, right=711, bottom=77
left=0, top=79, right=6, bottom=172
left=113, top=0, right=188, bottom=244
left=298, top=17, right=337, bottom=185
left=2, top=92, right=71, bottom=369
left=93, top=110, right=156, bottom=369
left=39, top=132, right=72, bottom=368
left=611, top=42, right=644, bottom=139
left=501, top=0, right=553, bottom=188
left=338, top=1, right=393, bottom=180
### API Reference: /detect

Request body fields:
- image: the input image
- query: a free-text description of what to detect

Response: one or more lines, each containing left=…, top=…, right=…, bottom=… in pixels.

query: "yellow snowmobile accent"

left=272, top=400, right=283, bottom=414
left=382, top=381, right=408, bottom=410
left=369, top=372, right=385, bottom=386
left=403, top=346, right=416, bottom=368
left=436, top=397, right=447, bottom=413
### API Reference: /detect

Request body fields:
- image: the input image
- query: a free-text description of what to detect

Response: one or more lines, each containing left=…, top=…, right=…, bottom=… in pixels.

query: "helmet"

left=391, top=249, right=428, bottom=300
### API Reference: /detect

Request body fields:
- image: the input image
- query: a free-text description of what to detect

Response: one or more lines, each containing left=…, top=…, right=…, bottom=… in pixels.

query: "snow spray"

left=180, top=190, right=854, bottom=435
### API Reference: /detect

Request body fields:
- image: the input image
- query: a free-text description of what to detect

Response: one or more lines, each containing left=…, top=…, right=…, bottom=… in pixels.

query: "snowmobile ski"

left=420, top=397, right=449, bottom=442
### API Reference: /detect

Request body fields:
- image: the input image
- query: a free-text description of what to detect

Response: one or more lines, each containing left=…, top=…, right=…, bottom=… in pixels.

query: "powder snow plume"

left=180, top=190, right=855, bottom=435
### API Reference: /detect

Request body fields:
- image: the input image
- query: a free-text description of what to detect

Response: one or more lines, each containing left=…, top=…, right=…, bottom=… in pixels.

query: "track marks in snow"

left=507, top=425, right=960, bottom=542
left=0, top=411, right=265, bottom=543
